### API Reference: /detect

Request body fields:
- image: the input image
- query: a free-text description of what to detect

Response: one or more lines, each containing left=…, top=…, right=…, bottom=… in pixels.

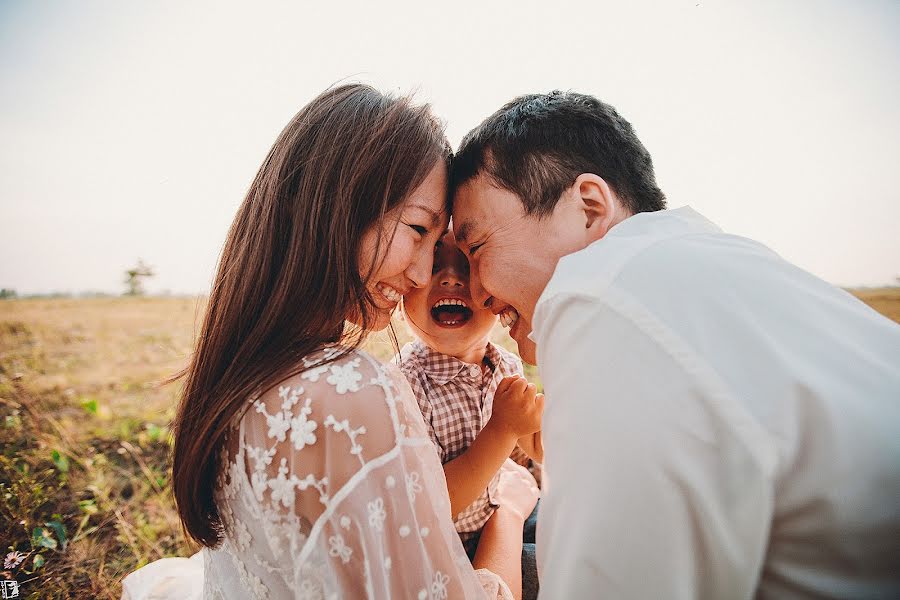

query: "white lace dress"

left=122, top=348, right=512, bottom=600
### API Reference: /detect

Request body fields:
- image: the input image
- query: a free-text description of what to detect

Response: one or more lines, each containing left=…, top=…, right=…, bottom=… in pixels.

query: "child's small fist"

left=490, top=375, right=544, bottom=439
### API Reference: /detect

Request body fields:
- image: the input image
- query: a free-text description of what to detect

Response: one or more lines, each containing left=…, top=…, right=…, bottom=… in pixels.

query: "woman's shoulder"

left=298, top=345, right=407, bottom=390
left=236, top=345, right=424, bottom=462
left=248, top=346, right=405, bottom=420
left=233, top=347, right=413, bottom=491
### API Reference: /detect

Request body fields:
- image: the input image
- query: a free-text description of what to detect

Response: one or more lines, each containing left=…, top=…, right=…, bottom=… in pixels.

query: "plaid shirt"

left=399, top=339, right=532, bottom=539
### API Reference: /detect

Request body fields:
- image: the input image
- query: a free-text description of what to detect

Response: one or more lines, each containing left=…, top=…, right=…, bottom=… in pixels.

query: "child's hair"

left=172, top=84, right=450, bottom=546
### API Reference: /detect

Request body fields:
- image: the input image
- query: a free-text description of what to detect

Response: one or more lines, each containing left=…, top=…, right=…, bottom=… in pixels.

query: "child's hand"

left=489, top=375, right=544, bottom=440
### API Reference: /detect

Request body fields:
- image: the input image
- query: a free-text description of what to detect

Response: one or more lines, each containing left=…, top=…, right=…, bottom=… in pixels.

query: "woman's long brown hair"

left=172, top=84, right=450, bottom=546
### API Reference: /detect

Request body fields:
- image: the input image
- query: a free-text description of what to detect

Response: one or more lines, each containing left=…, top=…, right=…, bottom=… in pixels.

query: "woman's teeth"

left=376, top=284, right=402, bottom=304
left=499, top=308, right=519, bottom=328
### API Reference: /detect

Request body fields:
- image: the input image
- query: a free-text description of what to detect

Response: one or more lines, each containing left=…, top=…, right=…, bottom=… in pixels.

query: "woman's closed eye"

left=407, top=223, right=428, bottom=236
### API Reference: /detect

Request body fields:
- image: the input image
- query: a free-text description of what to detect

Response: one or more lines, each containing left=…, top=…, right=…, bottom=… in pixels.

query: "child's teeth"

left=432, top=298, right=469, bottom=309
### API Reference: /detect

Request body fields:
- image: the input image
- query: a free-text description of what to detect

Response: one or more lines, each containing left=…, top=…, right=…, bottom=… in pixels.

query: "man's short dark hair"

left=451, top=91, right=666, bottom=216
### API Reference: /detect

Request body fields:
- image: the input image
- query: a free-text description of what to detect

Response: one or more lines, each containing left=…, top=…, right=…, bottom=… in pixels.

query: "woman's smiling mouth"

left=376, top=283, right=403, bottom=304
left=431, top=297, right=474, bottom=328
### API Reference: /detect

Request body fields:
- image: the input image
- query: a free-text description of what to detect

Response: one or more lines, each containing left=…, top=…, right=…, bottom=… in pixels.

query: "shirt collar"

left=606, top=205, right=722, bottom=239
left=531, top=205, right=722, bottom=332
left=412, top=339, right=500, bottom=386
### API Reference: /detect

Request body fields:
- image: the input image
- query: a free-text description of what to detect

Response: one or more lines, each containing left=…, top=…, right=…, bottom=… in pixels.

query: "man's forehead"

left=451, top=182, right=488, bottom=243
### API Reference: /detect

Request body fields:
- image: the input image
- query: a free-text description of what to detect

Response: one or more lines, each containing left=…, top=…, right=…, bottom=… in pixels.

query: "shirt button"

left=469, top=365, right=480, bottom=377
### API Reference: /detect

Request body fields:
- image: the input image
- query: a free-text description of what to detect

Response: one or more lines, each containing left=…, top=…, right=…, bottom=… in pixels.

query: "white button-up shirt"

left=532, top=207, right=900, bottom=599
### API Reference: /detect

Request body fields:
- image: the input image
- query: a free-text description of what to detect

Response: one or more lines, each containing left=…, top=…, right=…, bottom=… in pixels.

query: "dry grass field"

left=1, top=289, right=897, bottom=598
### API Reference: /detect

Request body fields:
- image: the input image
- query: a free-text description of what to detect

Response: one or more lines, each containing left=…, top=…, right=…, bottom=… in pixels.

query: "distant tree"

left=124, top=260, right=155, bottom=296
left=0, top=288, right=17, bottom=300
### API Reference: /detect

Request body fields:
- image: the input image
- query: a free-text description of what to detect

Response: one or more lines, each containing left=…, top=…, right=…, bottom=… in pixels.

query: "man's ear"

left=573, top=173, right=627, bottom=243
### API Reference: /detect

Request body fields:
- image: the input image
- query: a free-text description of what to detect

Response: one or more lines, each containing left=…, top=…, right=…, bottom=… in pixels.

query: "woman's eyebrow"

left=407, top=203, right=444, bottom=227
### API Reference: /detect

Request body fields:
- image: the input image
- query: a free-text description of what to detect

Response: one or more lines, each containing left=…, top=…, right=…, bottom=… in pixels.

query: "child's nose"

left=440, top=268, right=464, bottom=288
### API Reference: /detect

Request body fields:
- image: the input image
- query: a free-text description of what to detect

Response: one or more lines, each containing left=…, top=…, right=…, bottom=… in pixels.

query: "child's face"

left=402, top=230, right=498, bottom=359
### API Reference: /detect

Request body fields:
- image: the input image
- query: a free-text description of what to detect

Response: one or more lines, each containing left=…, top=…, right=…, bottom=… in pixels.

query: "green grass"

left=0, top=298, right=200, bottom=599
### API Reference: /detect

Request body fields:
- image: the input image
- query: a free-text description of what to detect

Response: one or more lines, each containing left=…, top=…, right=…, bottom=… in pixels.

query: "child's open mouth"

left=430, top=298, right=473, bottom=328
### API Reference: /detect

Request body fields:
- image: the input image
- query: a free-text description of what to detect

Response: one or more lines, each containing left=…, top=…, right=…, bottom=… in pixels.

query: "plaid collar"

left=411, top=339, right=505, bottom=386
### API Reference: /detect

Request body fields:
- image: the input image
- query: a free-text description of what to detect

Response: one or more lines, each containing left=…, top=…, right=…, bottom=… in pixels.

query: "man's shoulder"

left=542, top=213, right=776, bottom=306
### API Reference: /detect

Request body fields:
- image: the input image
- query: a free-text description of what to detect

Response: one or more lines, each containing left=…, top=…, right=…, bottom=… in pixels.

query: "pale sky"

left=1, top=0, right=898, bottom=295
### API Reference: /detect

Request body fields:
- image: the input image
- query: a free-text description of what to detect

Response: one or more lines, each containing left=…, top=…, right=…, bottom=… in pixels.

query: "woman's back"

left=205, top=347, right=506, bottom=599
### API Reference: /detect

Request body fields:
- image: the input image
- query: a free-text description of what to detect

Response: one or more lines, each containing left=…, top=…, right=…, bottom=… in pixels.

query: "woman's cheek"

left=380, top=235, right=409, bottom=279
left=398, top=236, right=419, bottom=274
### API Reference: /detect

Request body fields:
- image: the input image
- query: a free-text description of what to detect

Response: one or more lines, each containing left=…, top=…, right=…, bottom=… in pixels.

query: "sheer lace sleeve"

left=219, top=348, right=512, bottom=599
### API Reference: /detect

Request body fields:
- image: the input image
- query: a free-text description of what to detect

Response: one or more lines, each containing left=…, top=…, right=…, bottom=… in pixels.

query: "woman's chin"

left=346, top=302, right=396, bottom=333
left=369, top=309, right=394, bottom=332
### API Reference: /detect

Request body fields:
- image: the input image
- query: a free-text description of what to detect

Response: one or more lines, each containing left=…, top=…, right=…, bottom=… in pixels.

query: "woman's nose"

left=406, top=249, right=434, bottom=289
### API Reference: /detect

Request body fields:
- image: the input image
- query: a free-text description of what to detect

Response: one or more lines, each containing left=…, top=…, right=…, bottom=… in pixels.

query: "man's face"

left=452, top=174, right=587, bottom=364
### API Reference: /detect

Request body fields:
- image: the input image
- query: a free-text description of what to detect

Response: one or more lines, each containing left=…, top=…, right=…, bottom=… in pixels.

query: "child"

left=399, top=229, right=544, bottom=600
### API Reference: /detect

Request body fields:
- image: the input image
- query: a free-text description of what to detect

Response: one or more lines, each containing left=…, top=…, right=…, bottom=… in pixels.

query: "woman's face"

left=358, top=162, right=449, bottom=331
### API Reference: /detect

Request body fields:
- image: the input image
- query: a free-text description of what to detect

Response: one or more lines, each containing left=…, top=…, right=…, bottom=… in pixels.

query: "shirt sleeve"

left=236, top=350, right=511, bottom=599
left=534, top=292, right=775, bottom=600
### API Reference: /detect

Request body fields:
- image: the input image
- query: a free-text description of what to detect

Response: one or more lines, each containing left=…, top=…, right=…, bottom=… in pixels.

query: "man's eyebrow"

left=454, top=220, right=476, bottom=244
left=407, top=203, right=444, bottom=227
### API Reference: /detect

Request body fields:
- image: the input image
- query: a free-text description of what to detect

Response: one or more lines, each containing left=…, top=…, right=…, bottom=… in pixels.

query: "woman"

left=121, top=84, right=537, bottom=599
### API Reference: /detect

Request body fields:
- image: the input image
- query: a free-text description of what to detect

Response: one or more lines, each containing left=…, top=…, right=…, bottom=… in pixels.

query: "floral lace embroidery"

left=406, top=471, right=423, bottom=503
left=432, top=571, right=451, bottom=599
left=230, top=543, right=269, bottom=599
left=301, top=364, right=330, bottom=382
left=326, top=358, right=363, bottom=393
left=327, top=533, right=352, bottom=564
left=204, top=349, right=500, bottom=599
left=290, top=397, right=318, bottom=451
left=323, top=414, right=367, bottom=461
left=368, top=497, right=386, bottom=532
left=233, top=515, right=252, bottom=551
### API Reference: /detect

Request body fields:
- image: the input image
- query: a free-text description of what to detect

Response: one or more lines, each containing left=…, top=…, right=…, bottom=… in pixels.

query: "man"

left=450, top=90, right=900, bottom=598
